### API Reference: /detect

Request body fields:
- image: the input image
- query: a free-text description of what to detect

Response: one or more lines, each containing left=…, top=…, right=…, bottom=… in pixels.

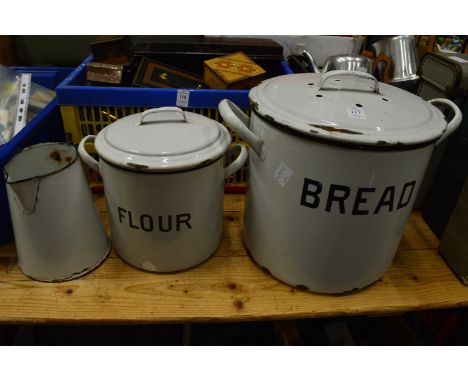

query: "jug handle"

left=361, top=50, right=374, bottom=59
left=218, top=99, right=265, bottom=160
left=415, top=35, right=436, bottom=55
left=373, top=53, right=392, bottom=84
left=428, top=98, right=463, bottom=146
left=78, top=135, right=100, bottom=173
left=224, top=144, right=248, bottom=179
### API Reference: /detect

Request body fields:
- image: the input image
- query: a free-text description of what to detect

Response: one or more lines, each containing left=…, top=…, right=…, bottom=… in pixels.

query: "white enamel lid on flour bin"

left=249, top=70, right=451, bottom=148
left=94, top=107, right=231, bottom=171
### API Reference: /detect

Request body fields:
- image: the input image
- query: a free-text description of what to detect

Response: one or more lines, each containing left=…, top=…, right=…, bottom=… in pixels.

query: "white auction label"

left=274, top=162, right=294, bottom=187
left=346, top=107, right=366, bottom=120
left=449, top=56, right=468, bottom=64
left=176, top=89, right=190, bottom=107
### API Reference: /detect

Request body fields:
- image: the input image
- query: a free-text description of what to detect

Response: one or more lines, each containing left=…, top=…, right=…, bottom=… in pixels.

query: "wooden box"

left=133, top=57, right=205, bottom=88
left=133, top=36, right=284, bottom=76
left=203, top=52, right=266, bottom=90
left=90, top=35, right=133, bottom=65
left=86, top=62, right=130, bottom=85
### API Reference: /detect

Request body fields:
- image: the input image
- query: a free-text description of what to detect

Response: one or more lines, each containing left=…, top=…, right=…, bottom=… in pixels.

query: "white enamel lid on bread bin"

left=249, top=71, right=452, bottom=149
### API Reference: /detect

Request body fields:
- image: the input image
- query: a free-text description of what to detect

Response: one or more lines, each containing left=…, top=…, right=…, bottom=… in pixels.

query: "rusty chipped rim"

left=243, top=237, right=382, bottom=295
left=99, top=150, right=226, bottom=174
left=4, top=142, right=79, bottom=185
left=249, top=73, right=448, bottom=149
left=251, top=108, right=439, bottom=152
left=94, top=109, right=233, bottom=172
left=18, top=239, right=112, bottom=283
left=115, top=239, right=220, bottom=274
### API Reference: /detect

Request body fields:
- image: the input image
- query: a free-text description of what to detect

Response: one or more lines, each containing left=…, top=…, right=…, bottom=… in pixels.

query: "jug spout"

left=8, top=178, right=40, bottom=214
left=293, top=43, right=320, bottom=73
left=302, top=50, right=320, bottom=73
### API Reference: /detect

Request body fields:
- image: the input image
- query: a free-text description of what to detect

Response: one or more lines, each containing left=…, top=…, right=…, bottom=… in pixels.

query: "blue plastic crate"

left=57, top=55, right=293, bottom=108
left=56, top=55, right=292, bottom=142
left=55, top=55, right=292, bottom=187
left=0, top=67, right=74, bottom=244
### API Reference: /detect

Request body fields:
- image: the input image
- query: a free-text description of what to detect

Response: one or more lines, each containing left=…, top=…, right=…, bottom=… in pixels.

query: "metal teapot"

left=294, top=44, right=392, bottom=83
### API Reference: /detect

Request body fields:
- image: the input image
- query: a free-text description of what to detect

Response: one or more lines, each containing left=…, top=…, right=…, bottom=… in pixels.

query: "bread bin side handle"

left=218, top=99, right=265, bottom=160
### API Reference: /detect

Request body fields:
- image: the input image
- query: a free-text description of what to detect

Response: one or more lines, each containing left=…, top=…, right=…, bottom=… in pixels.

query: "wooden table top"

left=0, top=194, right=467, bottom=324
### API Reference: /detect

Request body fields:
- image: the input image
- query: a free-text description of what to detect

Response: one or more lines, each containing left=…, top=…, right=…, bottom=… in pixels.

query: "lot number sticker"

left=274, top=162, right=294, bottom=187
left=176, top=89, right=190, bottom=108
left=346, top=107, right=366, bottom=120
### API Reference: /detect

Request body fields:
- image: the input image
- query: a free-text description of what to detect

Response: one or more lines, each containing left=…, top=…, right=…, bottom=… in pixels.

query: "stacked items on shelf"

left=86, top=36, right=135, bottom=86
left=59, top=36, right=292, bottom=192
left=85, top=35, right=284, bottom=90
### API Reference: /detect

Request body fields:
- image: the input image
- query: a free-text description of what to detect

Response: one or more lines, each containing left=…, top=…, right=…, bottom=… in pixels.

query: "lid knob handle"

left=319, top=70, right=380, bottom=94
left=138, top=107, right=188, bottom=126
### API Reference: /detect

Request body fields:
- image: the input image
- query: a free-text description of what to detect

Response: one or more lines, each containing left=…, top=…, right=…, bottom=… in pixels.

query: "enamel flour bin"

left=79, top=107, right=247, bottom=272
left=219, top=70, right=462, bottom=294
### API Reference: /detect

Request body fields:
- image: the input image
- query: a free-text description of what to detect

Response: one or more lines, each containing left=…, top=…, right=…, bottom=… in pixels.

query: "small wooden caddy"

left=204, top=52, right=266, bottom=90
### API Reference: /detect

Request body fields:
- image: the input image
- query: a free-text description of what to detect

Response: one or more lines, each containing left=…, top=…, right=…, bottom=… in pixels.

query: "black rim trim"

left=4, top=142, right=79, bottom=185
left=251, top=109, right=437, bottom=152
left=100, top=153, right=225, bottom=175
